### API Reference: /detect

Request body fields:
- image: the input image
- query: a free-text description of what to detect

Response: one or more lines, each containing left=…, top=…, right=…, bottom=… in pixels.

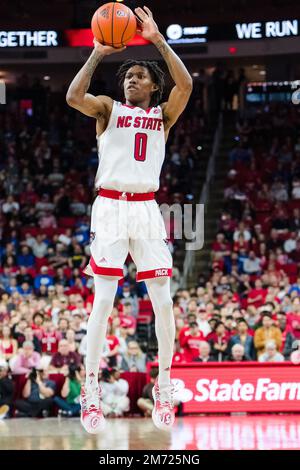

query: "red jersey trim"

left=136, top=268, right=172, bottom=282
left=98, top=188, right=155, bottom=201
left=90, top=256, right=123, bottom=278
left=121, top=103, right=152, bottom=113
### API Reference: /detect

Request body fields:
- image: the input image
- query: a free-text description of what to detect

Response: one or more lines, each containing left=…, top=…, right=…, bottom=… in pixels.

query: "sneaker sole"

left=80, top=415, right=106, bottom=434
left=151, top=386, right=175, bottom=431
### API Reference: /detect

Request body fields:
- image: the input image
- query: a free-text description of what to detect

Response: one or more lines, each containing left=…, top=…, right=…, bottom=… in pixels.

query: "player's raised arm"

left=135, top=6, right=193, bottom=130
left=66, top=39, right=125, bottom=118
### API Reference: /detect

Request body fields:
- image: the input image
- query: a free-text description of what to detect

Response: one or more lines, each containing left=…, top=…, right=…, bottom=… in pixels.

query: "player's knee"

left=91, top=297, right=113, bottom=317
left=160, top=298, right=173, bottom=315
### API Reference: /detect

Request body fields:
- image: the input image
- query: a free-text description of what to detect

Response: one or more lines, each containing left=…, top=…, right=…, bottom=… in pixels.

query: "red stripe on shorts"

left=98, top=188, right=155, bottom=201
left=90, top=256, right=123, bottom=277
left=136, top=268, right=172, bottom=281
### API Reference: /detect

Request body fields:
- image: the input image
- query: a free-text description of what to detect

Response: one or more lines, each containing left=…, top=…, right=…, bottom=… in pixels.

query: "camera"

left=29, top=367, right=37, bottom=381
left=68, top=363, right=79, bottom=380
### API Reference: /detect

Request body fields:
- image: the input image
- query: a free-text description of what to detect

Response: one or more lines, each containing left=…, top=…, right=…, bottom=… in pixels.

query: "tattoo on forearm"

left=156, top=40, right=169, bottom=57
left=77, top=52, right=104, bottom=94
left=86, top=52, right=104, bottom=78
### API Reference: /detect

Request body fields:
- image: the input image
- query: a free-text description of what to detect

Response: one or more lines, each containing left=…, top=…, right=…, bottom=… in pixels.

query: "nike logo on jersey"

left=117, top=115, right=163, bottom=131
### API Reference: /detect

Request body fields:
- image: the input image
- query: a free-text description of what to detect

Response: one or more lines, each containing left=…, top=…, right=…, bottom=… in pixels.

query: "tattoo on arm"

left=86, top=53, right=104, bottom=78
left=155, top=39, right=169, bottom=56
left=82, top=52, right=104, bottom=92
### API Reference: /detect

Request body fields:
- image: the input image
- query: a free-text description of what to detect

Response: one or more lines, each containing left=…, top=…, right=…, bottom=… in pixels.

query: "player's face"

left=124, top=65, right=157, bottom=105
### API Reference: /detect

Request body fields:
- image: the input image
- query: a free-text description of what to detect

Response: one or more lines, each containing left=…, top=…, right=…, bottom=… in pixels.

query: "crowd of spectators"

left=0, top=75, right=205, bottom=419
left=199, top=102, right=300, bottom=364
left=1, top=80, right=300, bottom=421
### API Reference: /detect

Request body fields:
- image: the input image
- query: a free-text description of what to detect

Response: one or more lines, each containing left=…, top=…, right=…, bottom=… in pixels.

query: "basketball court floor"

left=1, top=415, right=300, bottom=450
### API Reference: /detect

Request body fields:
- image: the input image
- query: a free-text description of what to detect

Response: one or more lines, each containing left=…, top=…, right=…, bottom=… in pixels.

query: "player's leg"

left=85, top=275, right=118, bottom=389
left=144, top=277, right=175, bottom=389
left=130, top=232, right=175, bottom=430
left=81, top=275, right=118, bottom=434
left=144, top=276, right=176, bottom=430
left=82, top=196, right=128, bottom=432
left=130, top=231, right=174, bottom=388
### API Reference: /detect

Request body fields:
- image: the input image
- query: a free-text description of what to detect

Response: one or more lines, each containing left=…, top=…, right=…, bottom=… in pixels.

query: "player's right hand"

left=93, top=38, right=126, bottom=55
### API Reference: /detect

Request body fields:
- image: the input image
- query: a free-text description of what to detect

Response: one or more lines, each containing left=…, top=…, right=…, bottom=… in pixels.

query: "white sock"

left=85, top=276, right=118, bottom=391
left=145, top=277, right=175, bottom=389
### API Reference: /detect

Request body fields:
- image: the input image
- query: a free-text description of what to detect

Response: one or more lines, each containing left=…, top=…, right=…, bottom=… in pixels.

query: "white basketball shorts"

left=84, top=194, right=172, bottom=282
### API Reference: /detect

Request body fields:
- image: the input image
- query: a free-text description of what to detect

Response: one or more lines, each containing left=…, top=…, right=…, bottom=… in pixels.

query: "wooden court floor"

left=1, top=415, right=300, bottom=450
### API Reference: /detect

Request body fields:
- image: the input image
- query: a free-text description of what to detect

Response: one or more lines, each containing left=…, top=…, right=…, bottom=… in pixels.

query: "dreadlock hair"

left=116, top=59, right=165, bottom=107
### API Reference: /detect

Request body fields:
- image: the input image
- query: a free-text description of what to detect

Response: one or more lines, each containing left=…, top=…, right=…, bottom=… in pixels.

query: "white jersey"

left=95, top=101, right=165, bottom=193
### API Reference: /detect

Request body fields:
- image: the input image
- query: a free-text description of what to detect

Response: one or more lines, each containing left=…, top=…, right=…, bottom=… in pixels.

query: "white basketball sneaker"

left=80, top=385, right=106, bottom=434
left=152, top=380, right=175, bottom=431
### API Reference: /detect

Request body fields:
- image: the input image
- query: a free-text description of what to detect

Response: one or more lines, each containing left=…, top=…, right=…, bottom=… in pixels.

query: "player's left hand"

left=134, top=6, right=160, bottom=42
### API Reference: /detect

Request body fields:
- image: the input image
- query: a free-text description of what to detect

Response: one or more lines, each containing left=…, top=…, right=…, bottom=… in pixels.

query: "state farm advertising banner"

left=149, top=363, right=300, bottom=413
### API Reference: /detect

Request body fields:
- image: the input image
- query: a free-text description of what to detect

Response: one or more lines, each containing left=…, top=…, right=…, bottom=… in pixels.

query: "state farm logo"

left=155, top=269, right=169, bottom=277
left=116, top=9, right=126, bottom=17
left=100, top=7, right=109, bottom=19
left=172, top=377, right=300, bottom=402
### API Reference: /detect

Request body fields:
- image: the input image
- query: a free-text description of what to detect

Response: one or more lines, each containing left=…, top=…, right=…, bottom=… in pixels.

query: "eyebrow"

left=126, top=71, right=146, bottom=76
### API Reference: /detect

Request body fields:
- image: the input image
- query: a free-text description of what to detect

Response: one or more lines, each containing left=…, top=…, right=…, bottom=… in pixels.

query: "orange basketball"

left=91, top=2, right=137, bottom=48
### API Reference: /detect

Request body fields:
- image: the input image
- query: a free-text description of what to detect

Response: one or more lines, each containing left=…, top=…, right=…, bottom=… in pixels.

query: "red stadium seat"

left=282, top=263, right=298, bottom=282
left=20, top=227, right=39, bottom=238
left=12, top=374, right=27, bottom=401
left=35, top=257, right=49, bottom=271
left=58, top=217, right=77, bottom=228
left=137, top=300, right=153, bottom=324
left=48, top=373, right=65, bottom=396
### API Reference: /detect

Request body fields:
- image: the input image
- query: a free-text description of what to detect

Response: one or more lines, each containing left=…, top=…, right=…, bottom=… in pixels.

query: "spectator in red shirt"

left=181, top=322, right=204, bottom=361
left=211, top=233, right=231, bottom=257
left=31, top=312, right=44, bottom=341
left=178, top=313, right=197, bottom=343
left=286, top=297, right=300, bottom=340
left=208, top=321, right=230, bottom=362
left=172, top=340, right=186, bottom=364
left=233, top=234, right=249, bottom=254
left=119, top=302, right=137, bottom=339
left=105, top=324, right=120, bottom=368
left=49, top=339, right=81, bottom=373
left=19, top=182, right=39, bottom=206
left=247, top=279, right=267, bottom=308
left=0, top=325, right=18, bottom=363
left=41, top=319, right=62, bottom=355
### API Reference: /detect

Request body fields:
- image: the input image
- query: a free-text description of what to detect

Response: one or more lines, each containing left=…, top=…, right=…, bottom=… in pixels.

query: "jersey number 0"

left=134, top=133, right=148, bottom=162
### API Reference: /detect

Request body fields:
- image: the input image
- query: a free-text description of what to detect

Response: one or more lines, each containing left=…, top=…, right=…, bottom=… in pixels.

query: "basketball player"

left=66, top=6, right=192, bottom=433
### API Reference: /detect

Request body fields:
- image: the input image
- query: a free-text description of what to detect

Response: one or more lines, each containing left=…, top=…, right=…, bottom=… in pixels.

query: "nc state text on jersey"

left=116, top=115, right=163, bottom=131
